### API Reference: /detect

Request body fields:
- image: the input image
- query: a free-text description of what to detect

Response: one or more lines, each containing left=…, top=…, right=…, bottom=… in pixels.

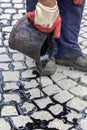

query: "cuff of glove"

left=73, top=0, right=84, bottom=5
left=34, top=2, right=59, bottom=28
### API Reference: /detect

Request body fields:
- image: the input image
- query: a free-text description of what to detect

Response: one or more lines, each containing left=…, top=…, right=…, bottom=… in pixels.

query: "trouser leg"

left=55, top=0, right=85, bottom=58
left=26, top=0, right=37, bottom=12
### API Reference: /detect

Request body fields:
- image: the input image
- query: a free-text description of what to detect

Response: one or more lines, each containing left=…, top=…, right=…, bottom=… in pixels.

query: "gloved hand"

left=27, top=0, right=61, bottom=38
left=73, top=0, right=84, bottom=5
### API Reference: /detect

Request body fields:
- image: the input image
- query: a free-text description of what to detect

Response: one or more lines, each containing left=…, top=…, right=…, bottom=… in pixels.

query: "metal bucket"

left=9, top=15, right=55, bottom=65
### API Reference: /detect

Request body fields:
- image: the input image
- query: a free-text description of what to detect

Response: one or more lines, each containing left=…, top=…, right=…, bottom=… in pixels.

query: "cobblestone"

left=0, top=118, right=11, bottom=130
left=48, top=119, right=71, bottom=130
left=53, top=90, right=74, bottom=103
left=12, top=53, right=24, bottom=61
left=3, top=93, right=21, bottom=103
left=27, top=88, right=44, bottom=99
left=0, top=55, right=11, bottom=62
left=57, top=78, right=77, bottom=90
left=11, top=115, right=33, bottom=128
left=4, top=82, right=19, bottom=90
left=2, top=71, right=20, bottom=82
left=69, top=85, right=87, bottom=99
left=31, top=110, right=53, bottom=121
left=21, top=102, right=35, bottom=114
left=43, top=84, right=62, bottom=96
left=37, top=76, right=53, bottom=87
left=67, top=97, right=87, bottom=112
left=66, top=110, right=82, bottom=122
left=22, top=80, right=39, bottom=89
left=80, top=118, right=87, bottom=130
left=0, top=0, right=87, bottom=129
left=34, top=97, right=53, bottom=109
left=49, top=104, right=63, bottom=116
left=1, top=106, right=18, bottom=116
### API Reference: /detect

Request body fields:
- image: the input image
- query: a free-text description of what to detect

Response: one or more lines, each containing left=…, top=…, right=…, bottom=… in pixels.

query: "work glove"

left=27, top=0, right=61, bottom=38
left=73, top=0, right=84, bottom=5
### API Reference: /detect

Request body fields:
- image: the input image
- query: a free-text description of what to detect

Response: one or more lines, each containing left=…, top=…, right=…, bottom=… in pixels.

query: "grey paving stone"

left=67, top=97, right=87, bottom=112
left=34, top=97, right=53, bottom=109
left=0, top=54, right=11, bottom=62
left=0, top=63, right=9, bottom=70
left=8, top=48, right=18, bottom=53
left=4, top=9, right=16, bottom=14
left=48, top=118, right=71, bottom=130
left=43, top=84, right=62, bottom=96
left=0, top=47, right=6, bottom=53
left=0, top=14, right=11, bottom=20
left=12, top=0, right=23, bottom=3
left=78, top=36, right=86, bottom=43
left=27, top=88, right=44, bottom=99
left=0, top=118, right=11, bottom=130
left=69, top=85, right=87, bottom=99
left=12, top=62, right=26, bottom=70
left=81, top=40, right=87, bottom=47
left=0, top=47, right=6, bottom=54
left=63, top=70, right=85, bottom=80
left=83, top=48, right=87, bottom=54
left=4, top=82, right=19, bottom=90
left=57, top=78, right=77, bottom=90
left=0, top=94, right=2, bottom=102
left=37, top=76, right=53, bottom=87
left=1, top=106, right=18, bottom=116
left=22, top=80, right=39, bottom=89
left=11, top=115, right=33, bottom=128
left=66, top=110, right=82, bottom=122
left=4, top=33, right=10, bottom=39
left=12, top=53, right=24, bottom=61
left=81, top=32, right=87, bottom=39
left=49, top=104, right=63, bottom=116
left=79, top=118, right=87, bottom=130
left=0, top=3, right=12, bottom=8
left=2, top=71, right=20, bottom=82
left=1, top=0, right=10, bottom=2
left=31, top=110, right=53, bottom=121
left=3, top=40, right=9, bottom=46
left=21, top=102, right=35, bottom=114
left=53, top=90, right=74, bottom=103
left=3, top=93, right=21, bottom=103
left=21, top=70, right=36, bottom=79
left=2, top=26, right=13, bottom=32
left=18, top=9, right=26, bottom=14
left=11, top=20, right=18, bottom=26
left=12, top=14, right=23, bottom=20
left=14, top=4, right=24, bottom=9
left=25, top=59, right=36, bottom=68
left=51, top=71, right=66, bottom=82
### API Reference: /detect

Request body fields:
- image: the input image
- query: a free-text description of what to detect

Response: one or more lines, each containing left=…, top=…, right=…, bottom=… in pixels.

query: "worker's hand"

left=27, top=0, right=61, bottom=38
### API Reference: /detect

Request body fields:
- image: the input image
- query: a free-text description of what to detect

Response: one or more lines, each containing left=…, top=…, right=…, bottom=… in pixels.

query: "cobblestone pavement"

left=0, top=0, right=87, bottom=130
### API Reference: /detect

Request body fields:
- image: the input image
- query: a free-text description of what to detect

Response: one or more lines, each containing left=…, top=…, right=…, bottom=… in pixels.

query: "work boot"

left=55, top=54, right=87, bottom=72
left=36, top=57, right=56, bottom=76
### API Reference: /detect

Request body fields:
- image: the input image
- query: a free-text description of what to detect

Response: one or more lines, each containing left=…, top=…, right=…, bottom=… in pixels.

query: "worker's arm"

left=38, top=0, right=56, bottom=7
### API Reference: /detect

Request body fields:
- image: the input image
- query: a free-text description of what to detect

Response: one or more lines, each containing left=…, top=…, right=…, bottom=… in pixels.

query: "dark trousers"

left=26, top=0, right=85, bottom=58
